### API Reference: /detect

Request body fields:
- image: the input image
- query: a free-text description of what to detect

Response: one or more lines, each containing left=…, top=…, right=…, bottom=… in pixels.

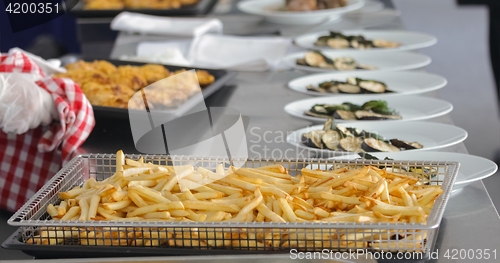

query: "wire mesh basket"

left=7, top=154, right=459, bottom=257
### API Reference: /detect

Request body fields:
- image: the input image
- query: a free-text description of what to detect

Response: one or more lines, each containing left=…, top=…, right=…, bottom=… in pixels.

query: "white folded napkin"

left=188, top=34, right=292, bottom=71
left=111, top=12, right=223, bottom=37
left=127, top=35, right=292, bottom=71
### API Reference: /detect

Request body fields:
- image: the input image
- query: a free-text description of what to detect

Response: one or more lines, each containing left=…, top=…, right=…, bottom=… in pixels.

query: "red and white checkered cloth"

left=0, top=50, right=95, bottom=212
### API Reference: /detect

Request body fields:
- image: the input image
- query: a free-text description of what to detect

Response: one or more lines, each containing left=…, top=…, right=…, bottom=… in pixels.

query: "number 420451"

left=5, top=3, right=60, bottom=14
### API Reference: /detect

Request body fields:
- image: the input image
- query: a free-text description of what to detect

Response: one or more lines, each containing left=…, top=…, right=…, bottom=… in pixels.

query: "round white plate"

left=283, top=51, right=431, bottom=73
left=287, top=121, right=467, bottom=155
left=237, top=0, right=365, bottom=25
left=294, top=30, right=437, bottom=52
left=284, top=95, right=453, bottom=123
left=329, top=151, right=498, bottom=190
left=288, top=71, right=447, bottom=97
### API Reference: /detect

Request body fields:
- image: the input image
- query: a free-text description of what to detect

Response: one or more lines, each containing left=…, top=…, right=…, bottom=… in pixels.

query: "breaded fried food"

left=84, top=0, right=194, bottom=9
left=84, top=0, right=124, bottom=9
left=54, top=69, right=109, bottom=86
left=89, top=60, right=117, bottom=75
left=56, top=60, right=215, bottom=109
left=180, top=0, right=198, bottom=5
left=56, top=61, right=116, bottom=85
left=173, top=69, right=215, bottom=87
left=109, top=66, right=148, bottom=91
left=139, top=64, right=170, bottom=84
left=196, top=70, right=216, bottom=86
left=81, top=82, right=134, bottom=108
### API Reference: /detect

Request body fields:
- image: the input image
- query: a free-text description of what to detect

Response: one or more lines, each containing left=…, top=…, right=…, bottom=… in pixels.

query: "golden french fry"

left=278, top=198, right=297, bottom=222
left=321, top=192, right=362, bottom=205
left=87, top=195, right=100, bottom=220
left=143, top=212, right=171, bottom=219
left=102, top=200, right=132, bottom=211
left=129, top=185, right=170, bottom=204
left=127, top=202, right=184, bottom=217
left=60, top=206, right=80, bottom=221
left=183, top=201, right=239, bottom=213
left=44, top=150, right=444, bottom=251
left=128, top=191, right=149, bottom=207
left=78, top=199, right=89, bottom=221
left=46, top=204, right=59, bottom=218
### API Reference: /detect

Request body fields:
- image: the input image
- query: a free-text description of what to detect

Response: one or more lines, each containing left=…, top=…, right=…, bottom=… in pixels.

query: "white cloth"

left=188, top=34, right=292, bottom=71
left=111, top=12, right=223, bottom=37
left=128, top=35, right=292, bottom=71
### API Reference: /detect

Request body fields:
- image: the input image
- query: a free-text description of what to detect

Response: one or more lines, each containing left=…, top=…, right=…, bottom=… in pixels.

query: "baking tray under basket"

left=3, top=154, right=459, bottom=259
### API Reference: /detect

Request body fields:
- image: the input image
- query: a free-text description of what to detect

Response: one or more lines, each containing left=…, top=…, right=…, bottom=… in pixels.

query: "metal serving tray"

left=69, top=59, right=236, bottom=119
left=67, top=0, right=218, bottom=18
left=4, top=154, right=459, bottom=258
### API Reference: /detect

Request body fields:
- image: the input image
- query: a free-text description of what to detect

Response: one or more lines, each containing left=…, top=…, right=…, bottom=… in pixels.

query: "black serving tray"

left=1, top=230, right=282, bottom=259
left=69, top=59, right=236, bottom=120
left=67, top=0, right=218, bottom=18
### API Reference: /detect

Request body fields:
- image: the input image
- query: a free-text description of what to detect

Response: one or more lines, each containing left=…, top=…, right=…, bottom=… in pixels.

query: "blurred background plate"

left=237, top=0, right=365, bottom=25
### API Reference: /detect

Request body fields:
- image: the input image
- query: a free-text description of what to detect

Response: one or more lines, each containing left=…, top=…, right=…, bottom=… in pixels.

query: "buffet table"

left=13, top=1, right=485, bottom=262
left=64, top=9, right=500, bottom=263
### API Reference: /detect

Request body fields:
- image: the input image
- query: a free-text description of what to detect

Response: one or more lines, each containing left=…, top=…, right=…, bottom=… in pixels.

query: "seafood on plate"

left=315, top=31, right=401, bottom=49
left=296, top=51, right=376, bottom=70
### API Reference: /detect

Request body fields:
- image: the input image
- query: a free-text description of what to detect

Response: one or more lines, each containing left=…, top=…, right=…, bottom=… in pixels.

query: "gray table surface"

left=74, top=2, right=500, bottom=263
left=106, top=21, right=500, bottom=263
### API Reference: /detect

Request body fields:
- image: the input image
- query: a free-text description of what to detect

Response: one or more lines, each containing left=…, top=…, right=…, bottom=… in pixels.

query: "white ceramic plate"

left=330, top=151, right=498, bottom=190
left=288, top=71, right=447, bottom=97
left=283, top=51, right=431, bottom=73
left=287, top=121, right=467, bottom=155
left=237, top=0, right=365, bottom=25
left=284, top=95, right=453, bottom=123
left=294, top=30, right=437, bottom=52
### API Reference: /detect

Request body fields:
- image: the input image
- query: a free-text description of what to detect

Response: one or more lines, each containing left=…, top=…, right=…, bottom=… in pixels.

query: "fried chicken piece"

left=109, top=66, right=148, bottom=91
left=139, top=64, right=170, bottom=84
left=58, top=60, right=215, bottom=109
left=124, top=0, right=170, bottom=9
left=172, top=69, right=215, bottom=86
left=90, top=60, right=117, bottom=75
left=195, top=70, right=215, bottom=86
left=85, top=0, right=124, bottom=9
left=54, top=69, right=109, bottom=86
left=81, top=82, right=135, bottom=108
left=180, top=0, right=198, bottom=5
left=57, top=60, right=116, bottom=85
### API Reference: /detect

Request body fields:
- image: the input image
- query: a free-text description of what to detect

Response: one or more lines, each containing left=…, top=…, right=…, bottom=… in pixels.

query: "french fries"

left=31, top=150, right=443, bottom=253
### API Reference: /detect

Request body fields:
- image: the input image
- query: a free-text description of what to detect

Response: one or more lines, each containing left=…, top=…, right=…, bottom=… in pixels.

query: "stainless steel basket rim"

left=8, top=153, right=460, bottom=231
